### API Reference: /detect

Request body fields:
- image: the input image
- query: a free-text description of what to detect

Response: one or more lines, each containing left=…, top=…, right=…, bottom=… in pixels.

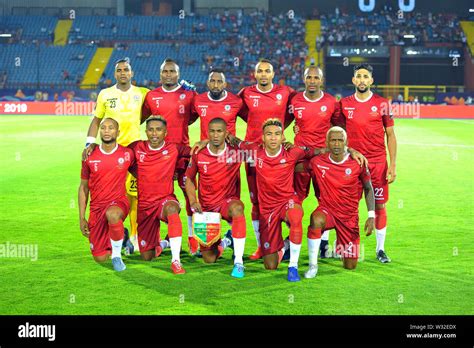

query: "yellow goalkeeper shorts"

left=126, top=173, right=137, bottom=197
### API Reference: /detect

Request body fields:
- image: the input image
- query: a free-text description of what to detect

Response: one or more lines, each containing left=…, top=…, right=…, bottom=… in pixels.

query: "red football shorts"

left=245, top=162, right=258, bottom=206
left=294, top=161, right=320, bottom=202
left=88, top=197, right=130, bottom=257
left=259, top=197, right=301, bottom=257
left=137, top=195, right=179, bottom=252
left=315, top=206, right=360, bottom=259
left=368, top=161, right=389, bottom=204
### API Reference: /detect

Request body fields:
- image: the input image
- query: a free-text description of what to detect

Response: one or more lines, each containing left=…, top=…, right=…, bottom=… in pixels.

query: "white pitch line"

left=446, top=120, right=474, bottom=125
left=399, top=141, right=474, bottom=148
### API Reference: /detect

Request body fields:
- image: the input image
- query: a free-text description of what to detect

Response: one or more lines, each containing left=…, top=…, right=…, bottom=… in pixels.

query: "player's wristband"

left=85, top=136, right=96, bottom=148
left=368, top=211, right=375, bottom=218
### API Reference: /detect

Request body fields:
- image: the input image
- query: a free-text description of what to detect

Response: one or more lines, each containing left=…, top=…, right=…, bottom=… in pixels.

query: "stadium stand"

left=319, top=11, right=466, bottom=46
left=0, top=10, right=471, bottom=101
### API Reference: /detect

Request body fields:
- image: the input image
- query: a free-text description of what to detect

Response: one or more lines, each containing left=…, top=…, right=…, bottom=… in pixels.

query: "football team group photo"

left=0, top=0, right=472, bottom=329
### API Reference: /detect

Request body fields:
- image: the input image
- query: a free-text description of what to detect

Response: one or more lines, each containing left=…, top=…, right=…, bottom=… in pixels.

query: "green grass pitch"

left=0, top=116, right=473, bottom=315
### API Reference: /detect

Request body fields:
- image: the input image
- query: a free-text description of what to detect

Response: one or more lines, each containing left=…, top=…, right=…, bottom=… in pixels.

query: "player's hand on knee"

left=80, top=218, right=90, bottom=237
left=283, top=142, right=294, bottom=150
left=82, top=144, right=97, bottom=161
left=191, top=202, right=203, bottom=214
left=364, top=217, right=375, bottom=236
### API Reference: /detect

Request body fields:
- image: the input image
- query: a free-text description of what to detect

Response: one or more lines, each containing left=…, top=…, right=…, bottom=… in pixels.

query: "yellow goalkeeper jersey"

left=93, top=85, right=149, bottom=146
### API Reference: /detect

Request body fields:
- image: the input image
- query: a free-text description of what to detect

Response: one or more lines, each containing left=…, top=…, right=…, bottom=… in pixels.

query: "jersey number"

left=201, top=108, right=207, bottom=116
left=253, top=99, right=259, bottom=107
left=130, top=179, right=137, bottom=189
left=374, top=188, right=384, bottom=197
left=110, top=100, right=116, bottom=108
left=348, top=110, right=354, bottom=119
left=321, top=169, right=326, bottom=178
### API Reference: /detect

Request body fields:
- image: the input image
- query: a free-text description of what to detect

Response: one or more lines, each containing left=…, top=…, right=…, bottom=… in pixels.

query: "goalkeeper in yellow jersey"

left=82, top=58, right=149, bottom=253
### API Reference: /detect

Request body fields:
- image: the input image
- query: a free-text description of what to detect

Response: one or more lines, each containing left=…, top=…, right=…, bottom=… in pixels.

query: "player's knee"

left=106, top=209, right=122, bottom=224
left=310, top=213, right=325, bottom=229
left=165, top=203, right=180, bottom=216
left=93, top=254, right=109, bottom=263
left=287, top=208, right=303, bottom=225
left=202, top=252, right=217, bottom=264
left=263, top=257, right=278, bottom=270
left=375, top=203, right=385, bottom=210
left=229, top=202, right=244, bottom=217
left=343, top=259, right=357, bottom=270
left=264, top=261, right=278, bottom=270
left=140, top=252, right=154, bottom=261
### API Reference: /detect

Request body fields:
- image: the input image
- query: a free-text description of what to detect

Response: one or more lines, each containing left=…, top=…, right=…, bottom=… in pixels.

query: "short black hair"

left=255, top=58, right=275, bottom=71
left=209, top=117, right=227, bottom=128
left=115, top=57, right=131, bottom=66
left=209, top=67, right=225, bottom=75
left=160, top=58, right=180, bottom=72
left=146, top=116, right=167, bottom=128
left=258, top=58, right=273, bottom=65
left=101, top=117, right=119, bottom=130
left=208, top=68, right=226, bottom=82
left=353, top=63, right=373, bottom=75
left=262, top=118, right=283, bottom=131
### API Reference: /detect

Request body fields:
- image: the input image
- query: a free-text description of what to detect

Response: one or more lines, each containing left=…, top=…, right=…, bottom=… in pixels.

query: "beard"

left=209, top=90, right=224, bottom=99
left=356, top=86, right=368, bottom=93
left=101, top=137, right=116, bottom=144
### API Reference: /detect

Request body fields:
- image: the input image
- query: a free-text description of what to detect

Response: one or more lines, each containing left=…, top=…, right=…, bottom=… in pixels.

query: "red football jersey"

left=289, top=91, right=341, bottom=148
left=128, top=140, right=190, bottom=208
left=185, top=143, right=242, bottom=210
left=192, top=91, right=243, bottom=140
left=339, top=92, right=394, bottom=162
left=81, top=145, right=134, bottom=209
left=142, top=85, right=197, bottom=145
left=239, top=143, right=313, bottom=212
left=238, top=84, right=295, bottom=143
left=306, top=153, right=371, bottom=219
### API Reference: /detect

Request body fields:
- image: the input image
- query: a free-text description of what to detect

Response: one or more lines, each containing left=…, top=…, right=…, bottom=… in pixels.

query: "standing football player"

left=83, top=58, right=149, bottom=253
left=238, top=59, right=296, bottom=260
left=339, top=64, right=397, bottom=263
left=191, top=68, right=243, bottom=140
left=142, top=58, right=198, bottom=255
left=287, top=65, right=341, bottom=258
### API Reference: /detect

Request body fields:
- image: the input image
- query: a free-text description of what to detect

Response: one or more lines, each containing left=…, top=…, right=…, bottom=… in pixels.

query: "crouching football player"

left=78, top=118, right=134, bottom=271
left=185, top=118, right=247, bottom=278
left=297, top=126, right=375, bottom=277
left=128, top=116, right=205, bottom=274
